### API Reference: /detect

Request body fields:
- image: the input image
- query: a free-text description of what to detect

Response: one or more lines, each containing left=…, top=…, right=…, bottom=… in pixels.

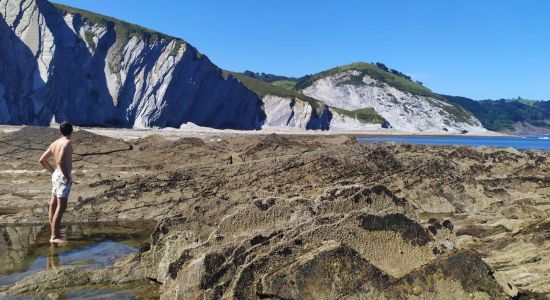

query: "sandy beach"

left=0, top=125, right=510, bottom=141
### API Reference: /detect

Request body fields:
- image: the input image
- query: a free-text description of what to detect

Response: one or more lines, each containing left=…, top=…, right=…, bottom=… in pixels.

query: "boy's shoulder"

left=53, top=138, right=71, bottom=146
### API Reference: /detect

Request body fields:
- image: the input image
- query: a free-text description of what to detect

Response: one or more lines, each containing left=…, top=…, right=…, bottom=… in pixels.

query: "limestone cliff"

left=300, top=64, right=486, bottom=132
left=0, top=1, right=488, bottom=132
left=0, top=0, right=264, bottom=129
left=228, top=72, right=386, bottom=131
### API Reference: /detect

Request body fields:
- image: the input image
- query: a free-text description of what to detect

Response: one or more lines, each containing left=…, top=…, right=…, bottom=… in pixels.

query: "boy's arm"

left=57, top=142, right=72, bottom=182
left=39, top=146, right=55, bottom=174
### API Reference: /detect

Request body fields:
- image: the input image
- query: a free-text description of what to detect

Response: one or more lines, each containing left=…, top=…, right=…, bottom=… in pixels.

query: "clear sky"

left=53, top=0, right=550, bottom=100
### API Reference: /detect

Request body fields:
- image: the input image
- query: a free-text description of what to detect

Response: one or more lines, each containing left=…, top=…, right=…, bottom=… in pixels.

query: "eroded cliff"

left=0, top=0, right=265, bottom=129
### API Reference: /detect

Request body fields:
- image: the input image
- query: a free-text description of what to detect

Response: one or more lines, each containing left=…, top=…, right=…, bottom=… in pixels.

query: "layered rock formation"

left=1, top=127, right=548, bottom=298
left=260, top=95, right=332, bottom=130
left=0, top=0, right=264, bottom=129
left=227, top=73, right=386, bottom=131
left=1, top=1, right=487, bottom=132
left=259, top=95, right=384, bottom=131
left=301, top=67, right=486, bottom=132
left=0, top=0, right=386, bottom=131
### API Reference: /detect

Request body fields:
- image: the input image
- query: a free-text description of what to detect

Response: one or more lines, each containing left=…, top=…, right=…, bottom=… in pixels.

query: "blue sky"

left=53, top=0, right=550, bottom=100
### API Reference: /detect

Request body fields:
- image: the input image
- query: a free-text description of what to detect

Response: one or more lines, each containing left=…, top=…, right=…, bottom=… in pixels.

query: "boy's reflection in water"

left=47, top=244, right=61, bottom=271
left=45, top=244, right=67, bottom=299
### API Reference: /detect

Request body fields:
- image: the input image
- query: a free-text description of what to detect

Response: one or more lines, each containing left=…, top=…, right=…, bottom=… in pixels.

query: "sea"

left=358, top=134, right=550, bottom=151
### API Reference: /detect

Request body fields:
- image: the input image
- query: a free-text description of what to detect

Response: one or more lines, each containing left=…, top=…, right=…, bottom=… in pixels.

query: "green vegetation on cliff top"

left=225, top=71, right=325, bottom=112
left=442, top=95, right=550, bottom=131
left=331, top=107, right=387, bottom=124
left=295, top=62, right=439, bottom=99
left=53, top=2, right=180, bottom=43
left=272, top=80, right=297, bottom=91
left=83, top=30, right=96, bottom=50
left=53, top=2, right=196, bottom=72
left=241, top=71, right=297, bottom=83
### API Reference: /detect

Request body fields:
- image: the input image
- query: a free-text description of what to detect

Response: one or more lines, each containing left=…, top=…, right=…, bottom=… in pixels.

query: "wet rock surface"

left=1, top=127, right=549, bottom=299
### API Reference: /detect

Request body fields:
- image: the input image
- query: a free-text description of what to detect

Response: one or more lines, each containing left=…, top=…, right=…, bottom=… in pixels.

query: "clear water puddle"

left=2, top=288, right=147, bottom=300
left=0, top=222, right=157, bottom=299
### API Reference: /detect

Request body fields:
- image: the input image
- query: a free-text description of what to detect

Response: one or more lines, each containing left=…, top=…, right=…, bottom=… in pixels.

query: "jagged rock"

left=1, top=128, right=548, bottom=298
left=141, top=231, right=201, bottom=284
left=235, top=241, right=393, bottom=299
left=384, top=250, right=508, bottom=299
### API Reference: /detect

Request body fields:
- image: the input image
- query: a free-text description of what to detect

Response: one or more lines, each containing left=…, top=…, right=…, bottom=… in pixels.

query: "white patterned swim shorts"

left=52, top=170, right=72, bottom=198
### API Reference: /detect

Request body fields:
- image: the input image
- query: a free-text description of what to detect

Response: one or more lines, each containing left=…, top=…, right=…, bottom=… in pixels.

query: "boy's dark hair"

left=60, top=122, right=73, bottom=137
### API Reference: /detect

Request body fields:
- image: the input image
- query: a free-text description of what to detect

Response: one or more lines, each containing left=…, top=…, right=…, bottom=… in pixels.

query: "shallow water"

left=2, top=284, right=160, bottom=300
left=2, top=288, right=144, bottom=300
left=0, top=222, right=155, bottom=296
left=358, top=134, right=550, bottom=151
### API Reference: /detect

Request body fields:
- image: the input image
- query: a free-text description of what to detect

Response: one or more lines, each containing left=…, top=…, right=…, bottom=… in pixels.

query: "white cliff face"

left=303, top=70, right=486, bottom=132
left=0, top=0, right=264, bottom=129
left=0, top=0, right=53, bottom=91
left=262, top=95, right=314, bottom=129
left=0, top=0, right=485, bottom=132
left=262, top=95, right=383, bottom=131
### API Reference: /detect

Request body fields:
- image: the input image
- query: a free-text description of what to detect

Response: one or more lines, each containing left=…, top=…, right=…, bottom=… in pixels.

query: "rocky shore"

left=0, top=127, right=548, bottom=299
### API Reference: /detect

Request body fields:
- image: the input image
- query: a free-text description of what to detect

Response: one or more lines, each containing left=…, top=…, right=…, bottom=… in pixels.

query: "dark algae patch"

left=358, top=213, right=432, bottom=246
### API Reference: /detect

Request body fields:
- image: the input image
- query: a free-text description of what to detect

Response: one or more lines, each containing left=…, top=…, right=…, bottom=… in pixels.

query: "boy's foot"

left=50, top=237, right=67, bottom=244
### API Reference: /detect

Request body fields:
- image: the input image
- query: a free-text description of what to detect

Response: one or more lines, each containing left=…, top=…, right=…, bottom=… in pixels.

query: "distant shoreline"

left=0, top=124, right=512, bottom=141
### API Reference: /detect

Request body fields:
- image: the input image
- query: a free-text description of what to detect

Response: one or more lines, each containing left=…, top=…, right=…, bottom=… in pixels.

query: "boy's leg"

left=49, top=195, right=57, bottom=239
left=50, top=197, right=68, bottom=242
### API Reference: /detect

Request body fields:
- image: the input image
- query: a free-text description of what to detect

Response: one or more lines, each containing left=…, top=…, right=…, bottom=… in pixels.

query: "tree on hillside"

left=375, top=63, right=389, bottom=72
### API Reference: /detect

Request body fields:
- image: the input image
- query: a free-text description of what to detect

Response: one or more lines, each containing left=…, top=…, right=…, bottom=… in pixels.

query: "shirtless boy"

left=39, top=122, right=73, bottom=243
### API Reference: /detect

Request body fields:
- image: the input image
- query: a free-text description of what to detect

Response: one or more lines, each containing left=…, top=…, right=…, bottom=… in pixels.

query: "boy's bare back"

left=49, top=137, right=73, bottom=176
left=40, top=135, right=73, bottom=184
